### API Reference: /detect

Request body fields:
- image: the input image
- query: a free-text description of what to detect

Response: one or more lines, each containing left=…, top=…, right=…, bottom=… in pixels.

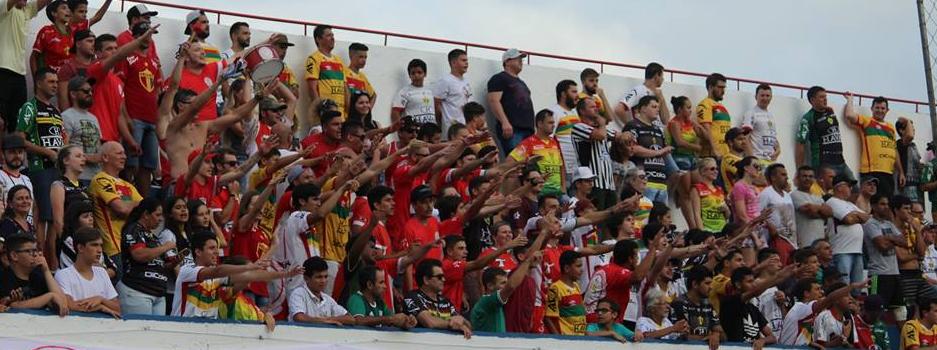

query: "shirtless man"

left=157, top=42, right=279, bottom=181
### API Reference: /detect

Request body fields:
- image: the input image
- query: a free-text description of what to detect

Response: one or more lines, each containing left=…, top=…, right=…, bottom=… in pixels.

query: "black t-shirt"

left=487, top=71, right=534, bottom=133
left=625, top=118, right=668, bottom=185
left=0, top=218, right=34, bottom=241
left=805, top=108, right=845, bottom=165
left=464, top=217, right=493, bottom=261
left=120, top=223, right=168, bottom=297
left=404, top=289, right=457, bottom=321
left=720, top=294, right=769, bottom=342
left=0, top=266, right=49, bottom=300
left=670, top=295, right=720, bottom=337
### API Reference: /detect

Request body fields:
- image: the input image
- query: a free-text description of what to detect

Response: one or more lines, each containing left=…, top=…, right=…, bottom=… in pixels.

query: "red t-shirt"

left=388, top=159, right=429, bottom=239
left=32, top=25, right=72, bottom=72
left=600, top=262, right=634, bottom=322
left=174, top=175, right=217, bottom=205
left=299, top=133, right=341, bottom=177
left=402, top=216, right=442, bottom=261
left=86, top=61, right=124, bottom=142
left=231, top=224, right=270, bottom=296
left=179, top=62, right=224, bottom=122
left=209, top=185, right=238, bottom=254
left=504, top=275, right=537, bottom=333
left=115, top=52, right=161, bottom=123
left=442, top=258, right=467, bottom=312
left=274, top=189, right=293, bottom=226
left=117, top=30, right=159, bottom=66
left=56, top=57, right=89, bottom=84
left=541, top=244, right=574, bottom=288
left=480, top=247, right=518, bottom=273
left=69, top=19, right=89, bottom=32
left=433, top=167, right=480, bottom=200
left=371, top=221, right=393, bottom=258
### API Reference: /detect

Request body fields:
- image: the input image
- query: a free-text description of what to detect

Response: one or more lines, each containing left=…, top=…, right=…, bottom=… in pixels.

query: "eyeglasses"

left=15, top=248, right=40, bottom=256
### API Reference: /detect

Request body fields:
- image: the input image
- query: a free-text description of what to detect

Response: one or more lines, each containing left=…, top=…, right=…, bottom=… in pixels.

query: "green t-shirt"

left=872, top=320, right=891, bottom=350
left=346, top=291, right=392, bottom=318
left=470, top=291, right=506, bottom=333
left=586, top=322, right=635, bottom=340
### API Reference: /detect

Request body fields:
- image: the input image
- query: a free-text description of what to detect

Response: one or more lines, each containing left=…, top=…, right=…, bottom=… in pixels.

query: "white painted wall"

left=25, top=8, right=934, bottom=226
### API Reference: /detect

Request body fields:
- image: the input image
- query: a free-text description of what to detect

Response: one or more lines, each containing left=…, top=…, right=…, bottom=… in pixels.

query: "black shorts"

left=869, top=274, right=902, bottom=307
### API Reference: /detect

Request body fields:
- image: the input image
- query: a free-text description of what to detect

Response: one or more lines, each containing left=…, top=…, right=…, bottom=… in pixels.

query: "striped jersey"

left=571, top=122, right=616, bottom=190
left=546, top=279, right=586, bottom=335
left=697, top=97, right=732, bottom=157
left=304, top=51, right=348, bottom=119
left=550, top=104, right=581, bottom=180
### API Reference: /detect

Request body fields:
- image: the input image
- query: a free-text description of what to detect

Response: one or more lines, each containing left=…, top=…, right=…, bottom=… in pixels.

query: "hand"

left=899, top=174, right=907, bottom=188
left=673, top=320, right=689, bottom=334
left=500, top=124, right=513, bottom=139
left=405, top=314, right=418, bottom=329
left=774, top=290, right=787, bottom=304
left=139, top=23, right=160, bottom=42
left=753, top=338, right=765, bottom=350
left=389, top=313, right=410, bottom=328
left=344, top=179, right=361, bottom=193
left=127, top=140, right=142, bottom=156
left=633, top=331, right=644, bottom=342
left=503, top=195, right=522, bottom=209
left=526, top=154, right=543, bottom=165
left=286, top=265, right=304, bottom=277
left=228, top=180, right=241, bottom=196
left=162, top=241, right=177, bottom=251
left=707, top=333, right=720, bottom=350
left=262, top=80, right=280, bottom=96
left=613, top=332, right=627, bottom=343
left=102, top=305, right=122, bottom=319
left=51, top=293, right=69, bottom=317
left=508, top=235, right=529, bottom=249
left=659, top=146, right=673, bottom=155
left=259, top=134, right=280, bottom=154
left=77, top=296, right=103, bottom=310
left=321, top=319, right=344, bottom=326
left=850, top=278, right=871, bottom=290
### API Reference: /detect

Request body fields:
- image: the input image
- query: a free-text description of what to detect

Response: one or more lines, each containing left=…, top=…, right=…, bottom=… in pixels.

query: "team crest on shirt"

left=139, top=69, right=155, bottom=92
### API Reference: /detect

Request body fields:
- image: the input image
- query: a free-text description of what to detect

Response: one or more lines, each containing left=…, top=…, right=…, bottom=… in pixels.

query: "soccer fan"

left=779, top=278, right=868, bottom=346
left=720, top=126, right=752, bottom=190
left=796, top=86, right=853, bottom=180
left=0, top=235, right=69, bottom=316
left=289, top=256, right=356, bottom=325
left=0, top=0, right=54, bottom=133
left=813, top=282, right=856, bottom=349
left=690, top=157, right=729, bottom=233
left=346, top=265, right=418, bottom=328
left=345, top=43, right=375, bottom=105
left=578, top=68, right=612, bottom=121
left=549, top=79, right=581, bottom=184
left=863, top=194, right=905, bottom=311
left=697, top=73, right=731, bottom=159
left=573, top=97, right=632, bottom=210
left=404, top=259, right=473, bottom=338
left=668, top=95, right=705, bottom=171
left=826, top=174, right=869, bottom=285
left=488, top=48, right=534, bottom=153
left=506, top=109, right=564, bottom=196
left=56, top=29, right=94, bottom=110
left=791, top=166, right=833, bottom=248
left=637, top=288, right=688, bottom=340
left=545, top=250, right=587, bottom=335
left=117, top=198, right=172, bottom=315
left=305, top=25, right=348, bottom=120
left=583, top=236, right=660, bottom=325
left=759, top=163, right=797, bottom=263
left=470, top=248, right=540, bottom=333
left=66, top=0, right=112, bottom=31
left=61, top=76, right=102, bottom=181
left=719, top=266, right=794, bottom=348
left=221, top=21, right=249, bottom=63
left=54, top=227, right=120, bottom=317
left=615, top=62, right=670, bottom=126
left=845, top=93, right=900, bottom=197
left=625, top=95, right=671, bottom=203
left=30, top=0, right=72, bottom=74
left=117, top=4, right=158, bottom=60
left=391, top=59, right=435, bottom=126
left=442, top=233, right=526, bottom=313
left=670, top=266, right=724, bottom=349
left=585, top=298, right=638, bottom=342
left=88, top=142, right=142, bottom=266
left=433, top=49, right=471, bottom=133
left=897, top=117, right=926, bottom=204
left=741, top=84, right=780, bottom=162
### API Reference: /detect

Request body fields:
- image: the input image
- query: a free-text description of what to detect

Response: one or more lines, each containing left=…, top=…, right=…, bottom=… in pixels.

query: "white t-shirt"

left=392, top=84, right=436, bottom=126
left=432, top=73, right=472, bottom=133
left=171, top=265, right=229, bottom=318
left=758, top=186, right=797, bottom=248
left=826, top=197, right=865, bottom=254
left=813, top=309, right=845, bottom=343
left=637, top=316, right=679, bottom=340
left=740, top=106, right=778, bottom=160
left=780, top=300, right=817, bottom=346
left=548, top=103, right=580, bottom=177
left=621, top=84, right=652, bottom=110
left=752, top=286, right=784, bottom=336
left=924, top=245, right=937, bottom=280
left=54, top=265, right=118, bottom=301
left=288, top=283, right=348, bottom=321
left=274, top=211, right=321, bottom=292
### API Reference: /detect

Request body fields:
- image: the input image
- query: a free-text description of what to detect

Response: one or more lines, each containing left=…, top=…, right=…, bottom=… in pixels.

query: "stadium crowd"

left=3, top=1, right=937, bottom=349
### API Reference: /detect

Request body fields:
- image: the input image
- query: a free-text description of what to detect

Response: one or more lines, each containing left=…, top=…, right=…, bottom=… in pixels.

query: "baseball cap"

left=2, top=134, right=26, bottom=150
left=126, top=4, right=158, bottom=19
left=862, top=294, right=885, bottom=311
left=260, top=96, right=287, bottom=111
left=286, top=166, right=305, bottom=184
left=45, top=0, right=66, bottom=22
left=571, top=166, right=597, bottom=183
left=184, top=10, right=206, bottom=35
left=70, top=29, right=94, bottom=54
left=187, top=149, right=214, bottom=164
left=410, top=185, right=435, bottom=202
left=725, top=126, right=749, bottom=142
left=67, top=75, right=95, bottom=91
left=832, top=174, right=857, bottom=188
left=272, top=34, right=295, bottom=47
left=862, top=177, right=879, bottom=186
left=502, top=48, right=527, bottom=62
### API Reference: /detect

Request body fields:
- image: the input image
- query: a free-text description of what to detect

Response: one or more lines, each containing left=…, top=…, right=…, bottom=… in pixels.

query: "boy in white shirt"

left=391, top=59, right=436, bottom=126
left=54, top=227, right=120, bottom=317
left=289, top=256, right=356, bottom=325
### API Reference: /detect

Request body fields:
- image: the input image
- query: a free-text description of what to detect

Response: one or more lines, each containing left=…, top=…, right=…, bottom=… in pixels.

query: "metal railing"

left=121, top=0, right=930, bottom=112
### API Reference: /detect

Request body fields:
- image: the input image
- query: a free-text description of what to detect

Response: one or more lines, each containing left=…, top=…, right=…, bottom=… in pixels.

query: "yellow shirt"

left=546, top=279, right=586, bottom=335
left=902, top=319, right=937, bottom=350
left=248, top=167, right=281, bottom=243
left=315, top=177, right=352, bottom=262
left=855, top=115, right=897, bottom=174
left=0, top=1, right=37, bottom=75
left=697, top=97, right=732, bottom=157
left=88, top=171, right=142, bottom=256
left=304, top=51, right=347, bottom=120
left=344, top=68, right=374, bottom=98
left=721, top=152, right=744, bottom=190
left=708, top=273, right=731, bottom=314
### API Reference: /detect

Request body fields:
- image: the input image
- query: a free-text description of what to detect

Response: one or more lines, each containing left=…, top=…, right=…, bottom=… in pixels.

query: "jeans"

left=672, top=154, right=696, bottom=172
left=644, top=185, right=669, bottom=204
left=834, top=253, right=864, bottom=286
left=127, top=119, right=159, bottom=169
left=117, top=281, right=166, bottom=316
left=497, top=128, right=532, bottom=157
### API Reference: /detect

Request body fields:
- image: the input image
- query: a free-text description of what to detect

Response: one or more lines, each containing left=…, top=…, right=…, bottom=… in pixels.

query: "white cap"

left=572, top=166, right=596, bottom=183
left=502, top=48, right=527, bottom=62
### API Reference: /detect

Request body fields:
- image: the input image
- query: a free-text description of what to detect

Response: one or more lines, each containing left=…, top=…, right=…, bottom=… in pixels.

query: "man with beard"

left=578, top=68, right=612, bottom=121
left=549, top=79, right=581, bottom=187
left=56, top=29, right=95, bottom=110
left=116, top=21, right=162, bottom=194
left=0, top=134, right=34, bottom=203
left=221, top=22, right=250, bottom=63
left=62, top=76, right=102, bottom=181
left=698, top=73, right=732, bottom=160
left=183, top=10, right=222, bottom=62
left=116, top=4, right=158, bottom=62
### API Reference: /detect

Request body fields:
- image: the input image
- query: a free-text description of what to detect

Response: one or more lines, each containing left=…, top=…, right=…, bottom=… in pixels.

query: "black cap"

left=126, top=4, right=158, bottom=20
left=725, top=126, right=749, bottom=142
left=832, top=174, right=857, bottom=188
left=71, top=29, right=94, bottom=54
left=45, top=0, right=67, bottom=23
left=410, top=185, right=435, bottom=202
left=2, top=134, right=26, bottom=150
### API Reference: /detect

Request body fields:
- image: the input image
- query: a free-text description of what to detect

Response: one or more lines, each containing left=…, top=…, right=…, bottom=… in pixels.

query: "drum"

left=243, top=44, right=284, bottom=83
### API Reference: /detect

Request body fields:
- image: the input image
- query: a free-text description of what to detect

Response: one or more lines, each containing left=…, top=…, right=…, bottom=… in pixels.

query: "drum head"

left=250, top=60, right=284, bottom=83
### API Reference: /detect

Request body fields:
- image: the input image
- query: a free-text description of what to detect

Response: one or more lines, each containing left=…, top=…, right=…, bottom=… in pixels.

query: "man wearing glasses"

left=0, top=235, right=69, bottom=316
left=62, top=75, right=102, bottom=182
left=404, top=259, right=473, bottom=339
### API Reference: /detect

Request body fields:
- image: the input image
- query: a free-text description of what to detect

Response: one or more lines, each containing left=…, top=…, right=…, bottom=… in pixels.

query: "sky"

left=111, top=0, right=928, bottom=109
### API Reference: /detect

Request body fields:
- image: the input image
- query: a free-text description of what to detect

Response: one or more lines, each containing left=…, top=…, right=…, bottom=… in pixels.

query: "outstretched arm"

left=87, top=0, right=113, bottom=26
left=158, top=44, right=189, bottom=139
left=466, top=235, right=527, bottom=272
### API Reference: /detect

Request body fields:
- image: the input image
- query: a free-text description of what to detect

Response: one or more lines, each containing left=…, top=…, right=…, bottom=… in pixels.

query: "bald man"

left=88, top=142, right=143, bottom=267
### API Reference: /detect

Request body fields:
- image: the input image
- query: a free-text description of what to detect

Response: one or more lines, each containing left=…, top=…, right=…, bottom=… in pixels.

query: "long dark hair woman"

left=118, top=197, right=173, bottom=316
left=158, top=196, right=190, bottom=264
left=347, top=91, right=379, bottom=131
left=0, top=185, right=35, bottom=241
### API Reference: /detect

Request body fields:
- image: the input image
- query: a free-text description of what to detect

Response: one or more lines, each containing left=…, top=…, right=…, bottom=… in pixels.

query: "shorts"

left=900, top=269, right=937, bottom=306
left=127, top=119, right=159, bottom=169
left=673, top=154, right=696, bottom=171
left=869, top=274, right=902, bottom=308
left=28, top=167, right=58, bottom=222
